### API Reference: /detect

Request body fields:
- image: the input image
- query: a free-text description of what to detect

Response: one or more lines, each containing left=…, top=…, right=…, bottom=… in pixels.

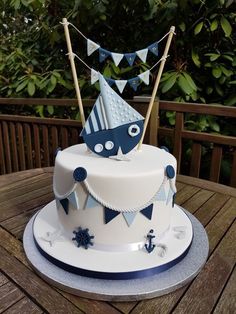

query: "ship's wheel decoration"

left=72, top=227, right=94, bottom=249
left=81, top=73, right=144, bottom=157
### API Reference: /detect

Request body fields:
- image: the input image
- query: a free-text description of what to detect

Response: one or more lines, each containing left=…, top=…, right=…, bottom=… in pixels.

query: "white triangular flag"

left=91, top=69, right=99, bottom=85
left=166, top=187, right=174, bottom=205
left=122, top=212, right=137, bottom=227
left=67, top=191, right=80, bottom=209
left=138, top=70, right=150, bottom=85
left=87, top=39, right=100, bottom=56
left=155, top=184, right=166, bottom=201
left=115, top=80, right=127, bottom=93
left=85, top=194, right=100, bottom=209
left=136, top=48, right=148, bottom=63
left=111, top=52, right=123, bottom=66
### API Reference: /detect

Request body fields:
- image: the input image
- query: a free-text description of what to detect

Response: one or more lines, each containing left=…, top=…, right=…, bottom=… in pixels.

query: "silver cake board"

left=23, top=209, right=209, bottom=302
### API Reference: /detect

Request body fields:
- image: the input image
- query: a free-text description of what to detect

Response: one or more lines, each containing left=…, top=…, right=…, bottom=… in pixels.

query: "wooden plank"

left=42, top=125, right=50, bottom=167
left=2, top=121, right=12, bottom=173
left=194, top=192, right=230, bottom=226
left=24, top=123, right=33, bottom=169
left=176, top=181, right=186, bottom=192
left=0, top=246, right=84, bottom=313
left=181, top=189, right=214, bottom=214
left=0, top=281, right=24, bottom=312
left=3, top=296, right=43, bottom=314
left=16, top=122, right=26, bottom=171
left=172, top=220, right=236, bottom=314
left=71, top=128, right=79, bottom=145
left=51, top=126, right=59, bottom=159
left=210, top=145, right=222, bottom=183
left=0, top=122, right=6, bottom=174
left=33, top=124, right=41, bottom=168
left=110, top=301, right=137, bottom=314
left=0, top=272, right=9, bottom=286
left=61, top=126, right=69, bottom=149
left=175, top=185, right=200, bottom=206
left=189, top=142, right=201, bottom=178
left=230, top=149, right=236, bottom=187
left=9, top=122, right=19, bottom=172
left=173, top=112, right=183, bottom=173
left=177, top=175, right=236, bottom=198
left=213, top=267, right=236, bottom=314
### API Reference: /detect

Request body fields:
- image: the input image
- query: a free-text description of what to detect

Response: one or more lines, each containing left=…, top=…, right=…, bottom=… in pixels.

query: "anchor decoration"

left=81, top=73, right=144, bottom=158
left=145, top=229, right=156, bottom=253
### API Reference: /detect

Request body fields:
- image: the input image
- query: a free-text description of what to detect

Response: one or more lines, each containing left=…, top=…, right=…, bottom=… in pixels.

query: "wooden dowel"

left=138, top=26, right=175, bottom=150
left=62, top=18, right=86, bottom=126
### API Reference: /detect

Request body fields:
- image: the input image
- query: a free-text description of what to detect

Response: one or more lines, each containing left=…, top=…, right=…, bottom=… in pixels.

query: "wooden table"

left=0, top=168, right=235, bottom=314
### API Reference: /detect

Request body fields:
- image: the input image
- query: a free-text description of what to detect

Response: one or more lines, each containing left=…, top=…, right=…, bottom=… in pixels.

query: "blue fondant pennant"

left=85, top=195, right=100, bottom=209
left=128, top=77, right=141, bottom=91
left=172, top=192, right=176, bottom=208
left=106, top=78, right=115, bottom=86
left=60, top=198, right=69, bottom=215
left=122, top=212, right=137, bottom=227
left=140, top=204, right=153, bottom=220
left=104, top=207, right=120, bottom=224
left=148, top=42, right=159, bottom=56
left=124, top=53, right=136, bottom=66
left=155, top=185, right=166, bottom=201
left=99, top=48, right=111, bottom=63
left=67, top=191, right=80, bottom=209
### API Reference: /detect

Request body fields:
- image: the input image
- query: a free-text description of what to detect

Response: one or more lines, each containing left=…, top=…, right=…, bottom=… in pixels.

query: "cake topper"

left=81, top=73, right=144, bottom=157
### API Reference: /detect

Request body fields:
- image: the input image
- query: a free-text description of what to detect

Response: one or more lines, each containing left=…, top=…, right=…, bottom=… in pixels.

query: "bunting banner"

left=90, top=69, right=150, bottom=93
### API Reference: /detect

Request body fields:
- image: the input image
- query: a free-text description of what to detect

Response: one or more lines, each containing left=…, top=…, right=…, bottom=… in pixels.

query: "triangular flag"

left=155, top=184, right=166, bottom=201
left=99, top=48, right=110, bottom=62
left=55, top=198, right=60, bottom=210
left=166, top=187, right=174, bottom=205
left=67, top=191, right=80, bottom=209
left=148, top=42, right=159, bottom=56
left=122, top=212, right=137, bottom=227
left=172, top=192, right=176, bottom=208
left=91, top=69, right=99, bottom=85
left=111, top=52, right=123, bottom=66
left=106, top=78, right=115, bottom=86
left=115, top=80, right=127, bottom=93
left=138, top=70, right=150, bottom=85
left=124, top=53, right=136, bottom=66
left=60, top=198, right=69, bottom=215
left=128, top=77, right=141, bottom=91
left=87, top=39, right=100, bottom=56
left=104, top=207, right=120, bottom=224
left=140, top=204, right=153, bottom=220
left=136, top=48, right=148, bottom=63
left=85, top=194, right=100, bottom=209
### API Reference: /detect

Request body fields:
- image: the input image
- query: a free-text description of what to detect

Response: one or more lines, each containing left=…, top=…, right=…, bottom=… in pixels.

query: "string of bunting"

left=61, top=20, right=172, bottom=67
left=69, top=52, right=169, bottom=93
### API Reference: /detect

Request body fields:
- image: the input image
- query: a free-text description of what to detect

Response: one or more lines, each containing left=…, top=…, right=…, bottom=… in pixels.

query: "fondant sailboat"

left=81, top=73, right=144, bottom=157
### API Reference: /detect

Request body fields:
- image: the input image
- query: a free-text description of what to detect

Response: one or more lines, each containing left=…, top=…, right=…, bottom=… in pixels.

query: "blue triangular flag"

left=128, top=77, right=141, bottom=91
left=155, top=185, right=166, bottom=201
left=106, top=78, right=115, bottom=86
left=60, top=198, right=69, bottom=215
left=140, top=204, right=153, bottom=220
left=148, top=42, right=159, bottom=56
left=99, top=48, right=111, bottom=63
left=85, top=194, right=100, bottom=209
left=172, top=192, right=176, bottom=208
left=104, top=207, right=120, bottom=224
left=124, top=53, right=136, bottom=66
left=67, top=191, right=80, bottom=209
left=122, top=212, right=137, bottom=227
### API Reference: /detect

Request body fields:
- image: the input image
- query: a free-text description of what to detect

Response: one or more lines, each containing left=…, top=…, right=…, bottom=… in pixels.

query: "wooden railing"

left=0, top=98, right=235, bottom=187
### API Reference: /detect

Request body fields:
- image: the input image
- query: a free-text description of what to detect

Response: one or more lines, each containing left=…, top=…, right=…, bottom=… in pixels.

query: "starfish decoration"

left=40, top=230, right=64, bottom=247
left=109, top=147, right=130, bottom=161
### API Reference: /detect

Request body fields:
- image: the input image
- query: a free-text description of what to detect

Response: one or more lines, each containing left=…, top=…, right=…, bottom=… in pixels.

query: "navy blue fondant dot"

left=166, top=165, right=175, bottom=179
left=73, top=167, right=87, bottom=182
left=55, top=147, right=61, bottom=156
left=160, top=146, right=169, bottom=153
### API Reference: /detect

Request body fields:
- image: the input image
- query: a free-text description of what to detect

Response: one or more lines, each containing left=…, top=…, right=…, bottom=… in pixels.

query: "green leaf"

left=205, top=53, right=220, bottom=61
left=179, top=22, right=186, bottom=32
left=161, top=73, right=177, bottom=93
left=191, top=49, right=201, bottom=67
left=220, top=16, right=232, bottom=37
left=220, top=66, right=233, bottom=77
left=210, top=122, right=220, bottom=132
left=47, top=105, right=54, bottom=115
left=178, top=74, right=193, bottom=95
left=224, top=95, right=236, bottom=106
left=50, top=75, right=57, bottom=85
left=27, top=81, right=35, bottom=96
left=210, top=19, right=218, bottom=31
left=182, top=72, right=197, bottom=91
left=212, top=67, right=222, bottom=78
left=194, top=22, right=203, bottom=35
left=16, top=79, right=28, bottom=92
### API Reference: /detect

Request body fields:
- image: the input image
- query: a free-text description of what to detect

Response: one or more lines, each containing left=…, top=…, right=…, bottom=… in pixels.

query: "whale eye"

left=128, top=124, right=140, bottom=137
left=94, top=143, right=103, bottom=153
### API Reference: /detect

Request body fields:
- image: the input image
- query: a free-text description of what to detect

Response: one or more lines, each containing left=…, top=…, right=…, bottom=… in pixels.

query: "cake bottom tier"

left=32, top=201, right=193, bottom=280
